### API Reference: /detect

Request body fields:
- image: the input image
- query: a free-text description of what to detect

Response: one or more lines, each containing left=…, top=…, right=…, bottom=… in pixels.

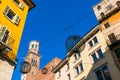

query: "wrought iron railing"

left=0, top=35, right=15, bottom=49
left=6, top=50, right=16, bottom=62
left=5, top=36, right=15, bottom=48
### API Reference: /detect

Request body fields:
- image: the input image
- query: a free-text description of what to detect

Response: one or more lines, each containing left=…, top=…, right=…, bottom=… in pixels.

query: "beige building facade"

left=53, top=0, right=120, bottom=80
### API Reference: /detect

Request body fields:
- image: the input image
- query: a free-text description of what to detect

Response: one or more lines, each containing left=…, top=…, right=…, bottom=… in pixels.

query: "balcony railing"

left=0, top=35, right=15, bottom=54
left=6, top=50, right=16, bottom=63
left=107, top=34, right=120, bottom=45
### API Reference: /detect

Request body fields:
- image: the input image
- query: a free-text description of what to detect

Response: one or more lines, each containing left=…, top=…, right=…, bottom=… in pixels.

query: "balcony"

left=0, top=36, right=15, bottom=54
left=107, top=34, right=120, bottom=49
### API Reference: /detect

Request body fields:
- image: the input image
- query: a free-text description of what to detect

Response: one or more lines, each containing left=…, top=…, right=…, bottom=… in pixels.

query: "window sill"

left=89, top=42, right=99, bottom=50
left=4, top=15, right=15, bottom=24
left=73, top=56, right=81, bottom=63
left=93, top=56, right=105, bottom=65
left=4, top=14, right=20, bottom=26
left=75, top=71, right=84, bottom=78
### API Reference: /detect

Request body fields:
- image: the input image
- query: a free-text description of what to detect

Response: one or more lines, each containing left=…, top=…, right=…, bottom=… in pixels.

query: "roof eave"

left=23, top=0, right=35, bottom=11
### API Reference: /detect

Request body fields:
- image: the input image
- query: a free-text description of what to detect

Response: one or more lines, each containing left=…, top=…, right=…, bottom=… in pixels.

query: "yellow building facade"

left=0, top=0, right=35, bottom=80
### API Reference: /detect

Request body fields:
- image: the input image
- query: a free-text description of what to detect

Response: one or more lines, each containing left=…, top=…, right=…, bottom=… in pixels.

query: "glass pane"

left=89, top=41, right=93, bottom=47
left=92, top=53, right=98, bottom=63
left=7, top=10, right=15, bottom=19
left=75, top=66, right=79, bottom=75
left=95, top=70, right=103, bottom=80
left=67, top=74, right=71, bottom=80
left=79, top=63, right=84, bottom=72
left=74, top=54, right=78, bottom=60
left=102, top=66, right=112, bottom=80
left=97, top=49, right=104, bottom=58
left=93, top=37, right=98, bottom=44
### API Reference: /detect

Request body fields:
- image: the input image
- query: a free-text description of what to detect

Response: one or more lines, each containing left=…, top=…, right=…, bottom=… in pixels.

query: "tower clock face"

left=42, top=67, right=48, bottom=74
left=19, top=61, right=31, bottom=74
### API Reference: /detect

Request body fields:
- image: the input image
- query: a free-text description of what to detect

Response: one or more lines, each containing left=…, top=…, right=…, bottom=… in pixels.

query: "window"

left=32, top=71, right=34, bottom=75
left=89, top=40, right=93, bottom=47
left=116, top=1, right=120, bottom=7
left=78, top=51, right=81, bottom=56
left=74, top=54, right=78, bottom=60
left=75, top=63, right=84, bottom=75
left=13, top=0, right=20, bottom=4
left=91, top=49, right=104, bottom=63
left=13, top=0, right=24, bottom=10
left=89, top=36, right=99, bottom=48
left=7, top=9, right=15, bottom=20
left=97, top=49, right=104, bottom=58
left=92, top=53, right=98, bottom=63
left=104, top=22, right=110, bottom=28
left=4, top=6, right=20, bottom=25
left=32, top=44, right=34, bottom=48
left=95, top=65, right=112, bottom=80
left=115, top=48, right=120, bottom=61
left=67, top=63, right=70, bottom=70
left=31, top=59, right=37, bottom=67
left=93, top=37, right=98, bottom=44
left=100, top=12, right=105, bottom=18
left=2, top=30, right=10, bottom=43
left=97, top=5, right=101, bottom=10
left=75, top=66, right=80, bottom=75
left=58, top=70, right=61, bottom=78
left=79, top=63, right=84, bottom=72
left=74, top=51, right=81, bottom=61
left=67, top=74, right=71, bottom=80
left=108, top=33, right=116, bottom=43
left=51, top=66, right=54, bottom=70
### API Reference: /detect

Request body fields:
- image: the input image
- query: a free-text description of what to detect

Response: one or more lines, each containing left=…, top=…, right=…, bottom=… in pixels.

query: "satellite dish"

left=65, top=34, right=81, bottom=51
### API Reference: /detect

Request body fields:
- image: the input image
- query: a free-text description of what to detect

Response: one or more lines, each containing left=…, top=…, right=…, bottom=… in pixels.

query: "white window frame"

left=74, top=62, right=84, bottom=76
left=13, top=0, right=24, bottom=10
left=3, top=6, right=20, bottom=25
left=88, top=36, right=99, bottom=48
left=91, top=48, right=104, bottom=63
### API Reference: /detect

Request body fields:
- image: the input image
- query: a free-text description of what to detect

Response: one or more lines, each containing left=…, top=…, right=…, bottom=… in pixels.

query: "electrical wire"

left=41, top=10, right=94, bottom=44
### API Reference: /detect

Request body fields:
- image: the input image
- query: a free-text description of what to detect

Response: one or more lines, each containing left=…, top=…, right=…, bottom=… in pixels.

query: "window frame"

left=3, top=6, right=20, bottom=25
left=104, top=22, right=110, bottom=29
left=74, top=62, right=84, bottom=76
left=67, top=73, right=71, bottom=80
left=95, top=65, right=112, bottom=80
left=13, top=0, right=20, bottom=5
left=97, top=5, right=101, bottom=10
left=91, top=48, right=104, bottom=63
left=88, top=36, right=99, bottom=48
left=93, top=37, right=98, bottom=44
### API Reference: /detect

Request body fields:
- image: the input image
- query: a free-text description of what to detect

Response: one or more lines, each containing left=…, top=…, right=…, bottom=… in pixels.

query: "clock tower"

left=21, top=40, right=40, bottom=80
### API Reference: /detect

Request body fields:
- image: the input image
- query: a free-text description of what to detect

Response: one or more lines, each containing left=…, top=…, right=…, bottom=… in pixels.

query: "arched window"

left=100, top=12, right=105, bottom=18
left=116, top=1, right=120, bottom=7
left=97, top=5, right=101, bottom=10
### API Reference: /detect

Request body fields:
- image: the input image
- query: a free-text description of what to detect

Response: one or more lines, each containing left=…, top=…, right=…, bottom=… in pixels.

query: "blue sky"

left=12, top=0, right=100, bottom=79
